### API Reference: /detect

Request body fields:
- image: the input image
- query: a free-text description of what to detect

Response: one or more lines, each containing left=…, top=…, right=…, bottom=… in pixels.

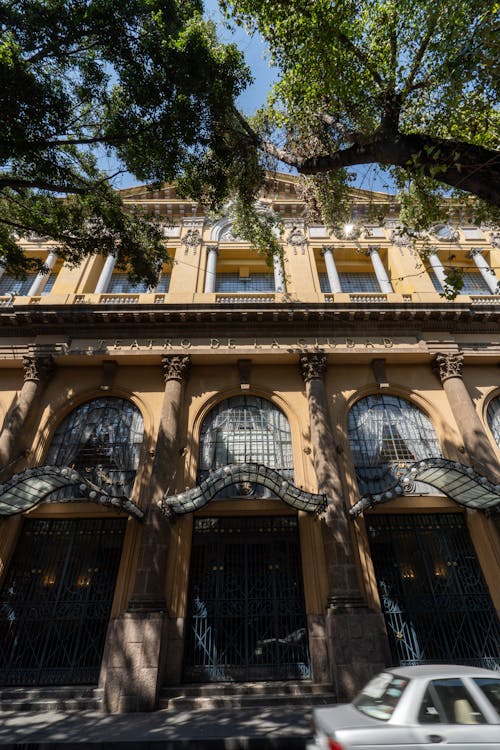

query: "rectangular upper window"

left=319, top=271, right=381, bottom=293
left=0, top=273, right=56, bottom=296
left=429, top=269, right=492, bottom=295
left=215, top=273, right=274, bottom=293
left=107, top=273, right=170, bottom=293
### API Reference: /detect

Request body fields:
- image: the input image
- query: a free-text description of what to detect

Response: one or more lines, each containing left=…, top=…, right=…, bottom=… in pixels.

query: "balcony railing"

left=470, top=295, right=500, bottom=305
left=349, top=293, right=388, bottom=303
left=215, top=293, right=276, bottom=304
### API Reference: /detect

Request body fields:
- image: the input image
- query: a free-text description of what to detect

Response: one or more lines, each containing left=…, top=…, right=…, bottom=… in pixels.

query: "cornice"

left=0, top=301, right=499, bottom=338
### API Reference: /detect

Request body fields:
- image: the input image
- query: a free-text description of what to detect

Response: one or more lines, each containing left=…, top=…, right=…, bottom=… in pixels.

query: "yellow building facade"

left=0, top=174, right=499, bottom=712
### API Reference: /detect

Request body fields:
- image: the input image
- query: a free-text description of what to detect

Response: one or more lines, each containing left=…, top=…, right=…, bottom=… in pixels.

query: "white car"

left=308, top=665, right=500, bottom=750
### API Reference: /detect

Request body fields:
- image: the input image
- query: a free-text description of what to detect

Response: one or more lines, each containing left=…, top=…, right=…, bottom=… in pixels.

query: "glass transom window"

left=46, top=397, right=144, bottom=495
left=215, top=273, right=274, bottom=293
left=198, top=396, right=293, bottom=497
left=348, top=394, right=441, bottom=494
left=487, top=396, right=500, bottom=447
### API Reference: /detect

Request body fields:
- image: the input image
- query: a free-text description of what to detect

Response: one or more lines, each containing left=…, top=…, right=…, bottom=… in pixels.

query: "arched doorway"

left=183, top=396, right=310, bottom=682
left=348, top=394, right=500, bottom=669
left=0, top=397, right=144, bottom=686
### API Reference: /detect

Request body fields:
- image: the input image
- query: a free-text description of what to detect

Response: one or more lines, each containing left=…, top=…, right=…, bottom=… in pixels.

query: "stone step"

left=0, top=685, right=104, bottom=713
left=159, top=681, right=336, bottom=710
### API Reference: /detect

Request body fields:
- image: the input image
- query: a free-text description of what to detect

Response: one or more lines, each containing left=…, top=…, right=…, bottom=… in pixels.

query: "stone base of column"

left=163, top=616, right=186, bottom=686
left=325, top=598, right=391, bottom=701
left=100, top=611, right=168, bottom=713
left=308, top=613, right=330, bottom=684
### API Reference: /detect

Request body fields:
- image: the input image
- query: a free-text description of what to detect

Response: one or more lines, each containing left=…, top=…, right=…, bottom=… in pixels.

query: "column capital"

left=433, top=351, right=464, bottom=383
left=206, top=244, right=219, bottom=255
left=321, top=244, right=335, bottom=256
left=299, top=352, right=328, bottom=383
left=22, top=354, right=55, bottom=384
left=161, top=354, right=191, bottom=384
left=366, top=245, right=381, bottom=256
left=467, top=246, right=485, bottom=258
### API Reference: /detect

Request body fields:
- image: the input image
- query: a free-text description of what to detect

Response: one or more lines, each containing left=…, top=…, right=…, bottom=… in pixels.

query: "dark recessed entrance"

left=0, top=518, right=126, bottom=686
left=183, top=515, right=310, bottom=682
left=367, top=513, right=500, bottom=669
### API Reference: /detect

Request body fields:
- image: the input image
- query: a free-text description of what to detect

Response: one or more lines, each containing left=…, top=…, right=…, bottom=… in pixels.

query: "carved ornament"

left=23, top=355, right=55, bottom=384
left=181, top=229, right=201, bottom=254
left=489, top=231, right=500, bottom=248
left=299, top=352, right=328, bottom=383
left=162, top=354, right=191, bottom=383
left=219, top=224, right=243, bottom=242
left=286, top=227, right=307, bottom=254
left=433, top=352, right=464, bottom=383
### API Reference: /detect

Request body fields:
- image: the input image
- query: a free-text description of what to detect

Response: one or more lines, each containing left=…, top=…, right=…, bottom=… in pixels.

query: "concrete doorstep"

left=0, top=705, right=314, bottom=749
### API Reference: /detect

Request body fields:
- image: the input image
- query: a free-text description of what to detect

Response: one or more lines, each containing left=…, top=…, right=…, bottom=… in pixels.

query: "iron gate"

left=0, top=517, right=126, bottom=686
left=183, top=516, right=310, bottom=682
left=367, top=513, right=500, bottom=669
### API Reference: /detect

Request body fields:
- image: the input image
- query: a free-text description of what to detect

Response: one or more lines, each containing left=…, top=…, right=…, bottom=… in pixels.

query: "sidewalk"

left=0, top=706, right=313, bottom=749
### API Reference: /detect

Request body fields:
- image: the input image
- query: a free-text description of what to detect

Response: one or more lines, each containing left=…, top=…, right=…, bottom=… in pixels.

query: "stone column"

left=27, top=249, right=57, bottom=296
left=428, top=249, right=448, bottom=290
left=469, top=248, right=499, bottom=294
left=273, top=252, right=286, bottom=293
left=101, top=355, right=191, bottom=713
left=434, top=352, right=500, bottom=482
left=321, top=245, right=342, bottom=293
left=204, top=246, right=218, bottom=293
left=0, top=354, right=54, bottom=474
left=367, top=246, right=393, bottom=293
left=95, top=254, right=116, bottom=294
left=299, top=353, right=390, bottom=699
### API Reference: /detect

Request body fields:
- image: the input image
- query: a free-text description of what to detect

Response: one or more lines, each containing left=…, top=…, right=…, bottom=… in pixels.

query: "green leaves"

left=0, top=0, right=251, bottom=280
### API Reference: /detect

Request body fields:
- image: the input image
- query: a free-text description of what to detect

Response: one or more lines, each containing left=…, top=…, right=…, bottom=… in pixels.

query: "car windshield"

left=473, top=678, right=500, bottom=715
left=354, top=672, right=409, bottom=721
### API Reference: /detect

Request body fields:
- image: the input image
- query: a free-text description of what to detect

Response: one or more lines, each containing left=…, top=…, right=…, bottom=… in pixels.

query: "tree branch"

left=0, top=177, right=91, bottom=194
left=266, top=134, right=500, bottom=205
left=336, top=31, right=385, bottom=87
left=402, top=3, right=445, bottom=97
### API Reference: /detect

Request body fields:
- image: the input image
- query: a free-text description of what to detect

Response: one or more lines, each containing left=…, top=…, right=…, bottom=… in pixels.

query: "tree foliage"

left=0, top=0, right=253, bottom=282
left=222, top=0, right=500, bottom=231
left=1, top=1, right=499, bottom=284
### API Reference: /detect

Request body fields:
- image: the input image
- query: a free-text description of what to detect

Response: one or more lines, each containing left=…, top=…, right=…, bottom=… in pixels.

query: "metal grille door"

left=367, top=514, right=500, bottom=669
left=184, top=516, right=310, bottom=682
left=0, top=518, right=126, bottom=686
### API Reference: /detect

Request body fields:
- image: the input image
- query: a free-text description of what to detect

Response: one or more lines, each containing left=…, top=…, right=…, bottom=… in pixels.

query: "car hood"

left=314, top=703, right=382, bottom=732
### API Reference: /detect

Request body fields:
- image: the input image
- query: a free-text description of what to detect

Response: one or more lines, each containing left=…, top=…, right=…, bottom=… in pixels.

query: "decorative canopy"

left=162, top=463, right=327, bottom=516
left=350, top=458, right=500, bottom=517
left=0, top=465, right=144, bottom=519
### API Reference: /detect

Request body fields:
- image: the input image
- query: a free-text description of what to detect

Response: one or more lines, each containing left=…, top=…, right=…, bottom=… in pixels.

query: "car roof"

left=385, top=665, right=499, bottom=679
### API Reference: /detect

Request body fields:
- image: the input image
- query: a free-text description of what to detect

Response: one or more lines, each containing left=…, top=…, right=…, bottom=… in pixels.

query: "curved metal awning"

left=350, top=458, right=500, bottom=517
left=0, top=465, right=144, bottom=519
left=162, top=463, right=328, bottom=516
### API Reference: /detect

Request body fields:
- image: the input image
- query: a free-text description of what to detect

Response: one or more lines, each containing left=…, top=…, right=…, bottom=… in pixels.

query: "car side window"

left=429, top=679, right=487, bottom=725
left=418, top=688, right=443, bottom=724
left=473, top=678, right=500, bottom=715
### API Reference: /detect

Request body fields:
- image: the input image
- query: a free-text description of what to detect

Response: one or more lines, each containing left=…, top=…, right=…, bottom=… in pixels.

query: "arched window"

left=198, top=396, right=293, bottom=497
left=348, top=394, right=441, bottom=495
left=486, top=396, right=500, bottom=447
left=46, top=397, right=144, bottom=495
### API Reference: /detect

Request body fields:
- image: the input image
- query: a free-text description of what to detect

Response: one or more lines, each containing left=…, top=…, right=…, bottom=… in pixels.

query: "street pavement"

left=0, top=705, right=313, bottom=748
